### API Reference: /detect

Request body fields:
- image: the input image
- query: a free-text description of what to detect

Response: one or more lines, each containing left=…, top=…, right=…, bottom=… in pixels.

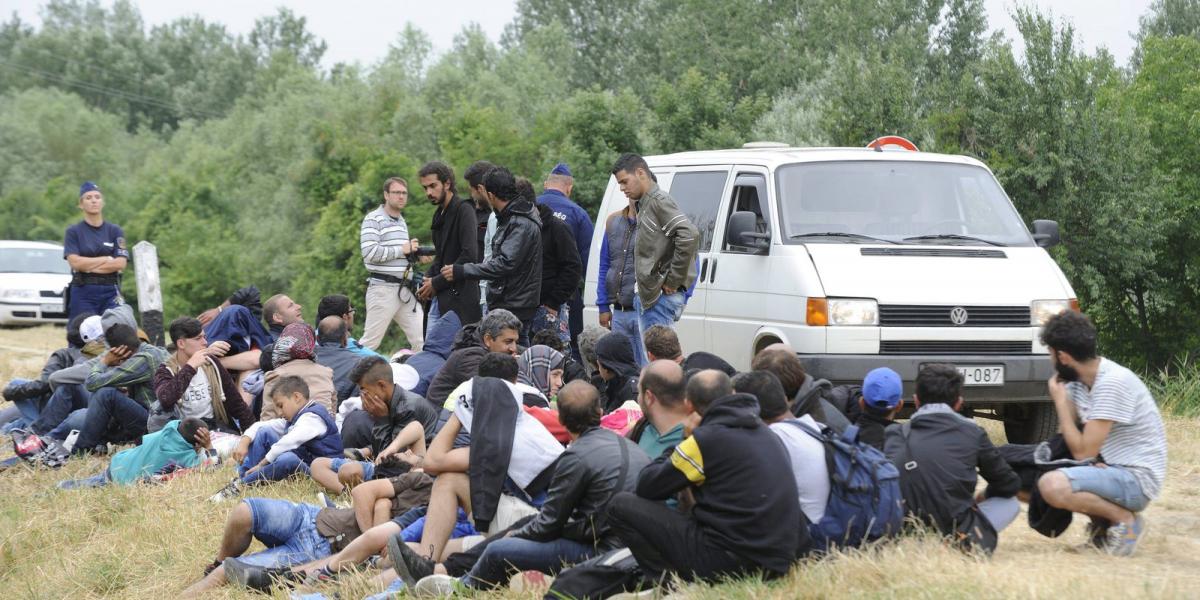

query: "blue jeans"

left=238, top=498, right=332, bottom=568
left=609, top=309, right=646, bottom=368
left=328, top=457, right=375, bottom=481
left=74, top=387, right=148, bottom=452
left=463, top=536, right=595, bottom=588
left=238, top=428, right=308, bottom=484
left=58, top=469, right=111, bottom=490
left=400, top=508, right=477, bottom=543
left=204, top=304, right=273, bottom=355
left=1061, top=465, right=1151, bottom=512
left=31, top=383, right=91, bottom=436
left=635, top=291, right=686, bottom=364
left=67, top=284, right=121, bottom=321
left=48, top=408, right=88, bottom=441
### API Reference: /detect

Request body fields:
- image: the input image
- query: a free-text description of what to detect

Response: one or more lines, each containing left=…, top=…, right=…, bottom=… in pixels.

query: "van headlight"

left=1031, top=299, right=1077, bottom=325
left=828, top=299, right=879, bottom=326
left=0, top=288, right=37, bottom=301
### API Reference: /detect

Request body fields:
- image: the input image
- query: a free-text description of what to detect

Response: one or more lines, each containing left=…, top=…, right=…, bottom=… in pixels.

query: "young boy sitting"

left=209, top=376, right=344, bottom=502
left=884, top=364, right=1021, bottom=554
left=57, top=417, right=218, bottom=489
left=855, top=367, right=904, bottom=451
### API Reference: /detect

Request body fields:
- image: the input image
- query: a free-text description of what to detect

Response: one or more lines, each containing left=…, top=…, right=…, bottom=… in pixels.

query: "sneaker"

left=35, top=441, right=70, bottom=469
left=304, top=566, right=338, bottom=586
left=12, top=429, right=46, bottom=460
left=386, top=534, right=435, bottom=588
left=413, top=574, right=463, bottom=597
left=344, top=448, right=368, bottom=461
left=508, top=570, right=554, bottom=592
left=224, top=557, right=304, bottom=591
left=317, top=492, right=338, bottom=509
left=209, top=478, right=244, bottom=503
left=1105, top=514, right=1147, bottom=557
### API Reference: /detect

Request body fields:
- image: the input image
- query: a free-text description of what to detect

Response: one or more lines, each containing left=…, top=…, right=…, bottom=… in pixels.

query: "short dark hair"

left=733, top=370, right=788, bottom=420
left=105, top=323, right=139, bottom=352
left=514, top=177, right=536, bottom=203
left=915, top=363, right=963, bottom=405
left=464, top=160, right=497, bottom=189
left=483, top=166, right=519, bottom=203
left=530, top=329, right=566, bottom=352
left=317, top=294, right=351, bottom=322
left=271, top=375, right=310, bottom=401
left=263, top=294, right=286, bottom=327
left=640, top=360, right=686, bottom=408
left=611, top=153, right=649, bottom=176
left=557, top=380, right=602, bottom=434
left=418, top=161, right=456, bottom=193
left=317, top=316, right=347, bottom=345
left=643, top=325, right=682, bottom=361
left=1039, top=310, right=1097, bottom=362
left=686, top=369, right=733, bottom=416
left=350, top=355, right=391, bottom=386
left=479, top=352, right=519, bottom=383
left=178, top=417, right=206, bottom=445
left=382, top=176, right=408, bottom=194
left=751, top=348, right=806, bottom=399
left=168, top=316, right=203, bottom=344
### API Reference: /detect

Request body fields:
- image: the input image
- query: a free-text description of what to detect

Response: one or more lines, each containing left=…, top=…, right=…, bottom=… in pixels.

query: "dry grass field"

left=2, top=325, right=1199, bottom=599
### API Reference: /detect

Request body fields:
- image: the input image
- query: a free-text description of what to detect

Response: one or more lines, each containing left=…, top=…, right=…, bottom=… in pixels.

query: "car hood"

left=805, top=244, right=1073, bottom=304
left=0, top=272, right=72, bottom=294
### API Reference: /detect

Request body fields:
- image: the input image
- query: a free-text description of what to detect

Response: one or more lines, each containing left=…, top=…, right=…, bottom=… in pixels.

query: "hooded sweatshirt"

left=635, top=393, right=807, bottom=574
left=108, top=420, right=204, bottom=485
left=595, top=333, right=640, bottom=413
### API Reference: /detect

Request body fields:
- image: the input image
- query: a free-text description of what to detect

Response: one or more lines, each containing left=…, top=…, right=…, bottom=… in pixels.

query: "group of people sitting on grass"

left=2, top=295, right=1168, bottom=598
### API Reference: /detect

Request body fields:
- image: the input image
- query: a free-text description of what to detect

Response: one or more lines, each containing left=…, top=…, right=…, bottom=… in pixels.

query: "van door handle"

left=699, top=258, right=709, bottom=282
left=709, top=258, right=718, bottom=283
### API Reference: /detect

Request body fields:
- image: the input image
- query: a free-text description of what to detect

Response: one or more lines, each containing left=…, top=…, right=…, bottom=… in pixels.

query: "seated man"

left=1, top=312, right=96, bottom=433
left=752, top=344, right=850, bottom=432
left=394, top=380, right=650, bottom=592
left=629, top=360, right=692, bottom=458
left=70, top=323, right=170, bottom=455
left=425, top=309, right=521, bottom=407
left=209, top=376, right=343, bottom=501
left=316, top=293, right=383, bottom=358
left=152, top=316, right=254, bottom=434
left=256, top=293, right=307, bottom=373
left=310, top=355, right=438, bottom=496
left=594, top=332, right=640, bottom=413
left=607, top=370, right=806, bottom=585
left=1035, top=311, right=1167, bottom=556
left=58, top=417, right=219, bottom=489
left=854, top=367, right=904, bottom=451
left=733, top=370, right=829, bottom=528
left=314, top=316, right=363, bottom=404
left=198, top=285, right=274, bottom=373
left=884, top=364, right=1021, bottom=554
left=642, top=325, right=683, bottom=365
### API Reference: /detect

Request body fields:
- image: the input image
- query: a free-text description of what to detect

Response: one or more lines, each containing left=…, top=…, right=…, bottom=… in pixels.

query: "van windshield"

left=776, top=161, right=1034, bottom=246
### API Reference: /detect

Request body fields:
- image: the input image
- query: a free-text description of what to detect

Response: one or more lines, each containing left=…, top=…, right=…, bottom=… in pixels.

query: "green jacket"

left=634, top=183, right=699, bottom=307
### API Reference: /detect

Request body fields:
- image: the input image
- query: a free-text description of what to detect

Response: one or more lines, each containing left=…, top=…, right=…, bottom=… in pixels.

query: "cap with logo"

left=549, top=163, right=571, bottom=177
left=79, top=181, right=101, bottom=198
left=79, top=315, right=105, bottom=344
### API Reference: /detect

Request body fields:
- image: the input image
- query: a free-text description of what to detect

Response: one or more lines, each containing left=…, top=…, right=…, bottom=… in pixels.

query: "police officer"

left=64, top=181, right=128, bottom=320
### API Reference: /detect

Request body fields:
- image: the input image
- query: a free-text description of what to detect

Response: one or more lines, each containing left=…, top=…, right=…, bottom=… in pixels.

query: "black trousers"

left=606, top=492, right=757, bottom=583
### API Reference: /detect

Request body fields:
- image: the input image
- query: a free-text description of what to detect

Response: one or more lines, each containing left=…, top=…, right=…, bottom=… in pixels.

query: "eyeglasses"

left=347, top=308, right=356, bottom=315
left=385, top=190, right=406, bottom=195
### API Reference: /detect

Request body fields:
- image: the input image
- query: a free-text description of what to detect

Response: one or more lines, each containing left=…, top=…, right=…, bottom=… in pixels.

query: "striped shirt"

left=360, top=206, right=411, bottom=277
left=1068, top=358, right=1168, bottom=499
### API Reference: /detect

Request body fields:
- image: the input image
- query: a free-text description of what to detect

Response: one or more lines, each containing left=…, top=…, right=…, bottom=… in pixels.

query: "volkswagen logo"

left=949, top=307, right=969, bottom=326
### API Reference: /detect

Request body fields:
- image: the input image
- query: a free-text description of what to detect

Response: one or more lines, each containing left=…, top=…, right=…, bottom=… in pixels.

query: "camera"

left=407, top=245, right=436, bottom=258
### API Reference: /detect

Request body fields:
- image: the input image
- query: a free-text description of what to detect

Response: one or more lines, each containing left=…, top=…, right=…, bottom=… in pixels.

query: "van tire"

left=754, top=337, right=781, bottom=356
left=1003, top=403, right=1058, bottom=444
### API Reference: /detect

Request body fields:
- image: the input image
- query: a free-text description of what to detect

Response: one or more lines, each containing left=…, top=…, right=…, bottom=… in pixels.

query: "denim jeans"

left=462, top=536, right=596, bottom=588
left=1061, top=465, right=1151, bottom=512
left=31, top=383, right=91, bottom=436
left=635, top=291, right=686, bottom=364
left=48, top=408, right=88, bottom=441
left=530, top=304, right=571, bottom=346
left=609, top=309, right=646, bottom=368
left=238, top=428, right=309, bottom=484
left=977, top=496, right=1021, bottom=532
left=58, top=469, right=111, bottom=490
left=203, top=304, right=274, bottom=355
left=238, top=498, right=332, bottom=568
left=74, top=387, right=148, bottom=452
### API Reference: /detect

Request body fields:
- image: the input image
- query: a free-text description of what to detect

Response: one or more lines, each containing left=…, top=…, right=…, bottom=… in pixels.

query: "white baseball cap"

left=391, top=363, right=420, bottom=392
left=80, top=316, right=104, bottom=344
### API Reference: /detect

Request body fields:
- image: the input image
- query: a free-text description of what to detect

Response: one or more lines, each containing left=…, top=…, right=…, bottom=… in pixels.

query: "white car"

left=0, top=240, right=72, bottom=325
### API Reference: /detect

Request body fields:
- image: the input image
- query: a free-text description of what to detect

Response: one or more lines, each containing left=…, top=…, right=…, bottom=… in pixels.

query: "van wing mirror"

left=726, top=211, right=769, bottom=253
left=1032, top=220, right=1060, bottom=248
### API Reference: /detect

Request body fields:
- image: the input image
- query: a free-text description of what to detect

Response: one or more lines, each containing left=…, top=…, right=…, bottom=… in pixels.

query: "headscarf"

left=517, top=345, right=565, bottom=397
left=272, top=322, right=316, bottom=368
left=595, top=332, right=639, bottom=379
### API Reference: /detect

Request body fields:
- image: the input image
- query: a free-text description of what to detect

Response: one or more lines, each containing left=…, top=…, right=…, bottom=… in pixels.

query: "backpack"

left=785, top=420, right=904, bottom=551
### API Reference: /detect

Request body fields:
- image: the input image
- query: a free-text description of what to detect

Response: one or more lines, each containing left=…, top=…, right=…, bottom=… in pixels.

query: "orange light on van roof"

left=1070, top=298, right=1080, bottom=312
left=866, top=136, right=919, bottom=152
left=806, top=298, right=829, bottom=326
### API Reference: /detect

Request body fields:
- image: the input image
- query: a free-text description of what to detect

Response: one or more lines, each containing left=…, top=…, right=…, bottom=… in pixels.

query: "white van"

left=582, top=138, right=1076, bottom=443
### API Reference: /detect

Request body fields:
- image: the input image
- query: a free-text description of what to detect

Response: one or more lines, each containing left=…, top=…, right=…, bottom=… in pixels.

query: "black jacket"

left=536, top=203, right=582, bottom=309
left=884, top=409, right=1021, bottom=553
left=635, top=393, right=806, bottom=575
left=457, top=198, right=542, bottom=321
left=791, top=374, right=851, bottom=433
left=425, top=324, right=488, bottom=408
left=429, top=195, right=482, bottom=325
left=595, top=333, right=640, bottom=413
left=372, top=384, right=441, bottom=455
left=513, top=427, right=650, bottom=548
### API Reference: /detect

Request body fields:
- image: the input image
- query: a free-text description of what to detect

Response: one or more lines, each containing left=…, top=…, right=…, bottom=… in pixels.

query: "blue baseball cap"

left=79, top=181, right=100, bottom=197
left=862, top=367, right=903, bottom=409
left=550, top=163, right=572, bottom=177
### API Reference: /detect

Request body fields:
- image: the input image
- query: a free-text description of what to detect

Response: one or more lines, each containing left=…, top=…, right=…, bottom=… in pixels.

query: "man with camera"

left=360, top=177, right=426, bottom=352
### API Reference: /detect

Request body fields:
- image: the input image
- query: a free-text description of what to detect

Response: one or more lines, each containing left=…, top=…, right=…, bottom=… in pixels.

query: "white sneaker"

left=414, top=574, right=462, bottom=597
left=209, top=478, right=243, bottom=503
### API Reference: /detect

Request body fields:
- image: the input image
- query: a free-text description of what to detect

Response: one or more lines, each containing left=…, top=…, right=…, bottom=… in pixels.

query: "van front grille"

left=879, top=305, right=1030, bottom=327
left=879, top=341, right=1034, bottom=355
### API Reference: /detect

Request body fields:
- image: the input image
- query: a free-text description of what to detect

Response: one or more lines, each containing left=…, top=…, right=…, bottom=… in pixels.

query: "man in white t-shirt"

left=1037, top=311, right=1168, bottom=557
left=733, top=370, right=829, bottom=524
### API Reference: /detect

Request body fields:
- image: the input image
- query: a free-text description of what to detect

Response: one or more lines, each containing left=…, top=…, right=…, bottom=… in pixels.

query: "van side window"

left=723, top=173, right=770, bottom=253
left=666, top=171, right=728, bottom=252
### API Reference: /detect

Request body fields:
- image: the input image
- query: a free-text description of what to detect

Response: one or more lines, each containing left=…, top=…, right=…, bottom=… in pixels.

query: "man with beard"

left=418, top=161, right=481, bottom=340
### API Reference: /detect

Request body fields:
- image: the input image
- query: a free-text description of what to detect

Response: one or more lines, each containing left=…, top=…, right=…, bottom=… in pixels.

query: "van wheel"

left=1003, top=403, right=1058, bottom=444
left=754, top=337, right=781, bottom=356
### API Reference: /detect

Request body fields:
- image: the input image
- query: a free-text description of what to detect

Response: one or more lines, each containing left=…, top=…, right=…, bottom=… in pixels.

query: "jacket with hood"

left=2, top=314, right=90, bottom=402
left=107, top=419, right=208, bottom=485
left=633, top=183, right=699, bottom=309
left=425, top=323, right=489, bottom=408
left=635, top=393, right=808, bottom=575
left=536, top=202, right=583, bottom=309
left=790, top=374, right=852, bottom=433
left=595, top=333, right=640, bottom=413
left=405, top=315, right=459, bottom=398
left=373, top=383, right=441, bottom=453
left=457, top=198, right=543, bottom=321
left=428, top=195, right=482, bottom=325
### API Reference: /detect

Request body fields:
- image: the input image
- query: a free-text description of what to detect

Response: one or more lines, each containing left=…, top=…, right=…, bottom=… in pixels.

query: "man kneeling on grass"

left=209, top=376, right=343, bottom=502
left=1036, top=311, right=1168, bottom=556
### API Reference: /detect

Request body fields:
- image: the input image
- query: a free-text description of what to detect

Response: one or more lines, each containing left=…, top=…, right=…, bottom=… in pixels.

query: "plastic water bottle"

left=62, top=429, right=81, bottom=453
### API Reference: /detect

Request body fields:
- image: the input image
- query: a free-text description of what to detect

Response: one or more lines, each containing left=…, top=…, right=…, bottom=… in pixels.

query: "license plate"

left=40, top=303, right=62, bottom=314
left=958, top=365, right=1004, bottom=386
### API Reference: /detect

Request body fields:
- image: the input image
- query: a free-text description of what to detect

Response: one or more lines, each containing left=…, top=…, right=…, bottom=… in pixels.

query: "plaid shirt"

left=86, top=343, right=170, bottom=408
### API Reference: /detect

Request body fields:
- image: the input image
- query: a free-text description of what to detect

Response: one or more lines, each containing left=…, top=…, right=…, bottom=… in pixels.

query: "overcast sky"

left=3, top=0, right=1153, bottom=67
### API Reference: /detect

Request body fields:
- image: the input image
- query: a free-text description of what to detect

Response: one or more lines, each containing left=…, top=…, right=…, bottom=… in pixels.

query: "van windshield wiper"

left=903, top=234, right=1006, bottom=247
left=789, top=232, right=901, bottom=245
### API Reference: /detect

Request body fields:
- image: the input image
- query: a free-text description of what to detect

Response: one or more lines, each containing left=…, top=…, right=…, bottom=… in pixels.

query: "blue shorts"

left=328, top=457, right=375, bottom=481
left=239, top=498, right=332, bottom=568
left=1060, top=465, right=1150, bottom=512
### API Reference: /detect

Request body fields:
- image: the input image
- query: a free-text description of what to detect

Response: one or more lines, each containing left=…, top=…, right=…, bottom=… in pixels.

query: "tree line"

left=1, top=0, right=1198, bottom=371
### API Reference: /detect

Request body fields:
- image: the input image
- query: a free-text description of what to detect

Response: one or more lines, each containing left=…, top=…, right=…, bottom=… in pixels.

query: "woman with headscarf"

left=515, top=345, right=571, bottom=444
left=594, top=332, right=641, bottom=413
left=261, top=323, right=336, bottom=419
